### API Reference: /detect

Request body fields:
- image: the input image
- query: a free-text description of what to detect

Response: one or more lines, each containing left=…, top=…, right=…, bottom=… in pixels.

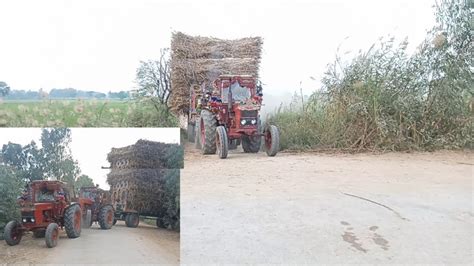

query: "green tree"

left=75, top=174, right=95, bottom=193
left=135, top=49, right=171, bottom=109
left=0, top=81, right=10, bottom=97
left=40, top=128, right=80, bottom=186
left=1, top=141, right=43, bottom=182
left=0, top=165, right=22, bottom=238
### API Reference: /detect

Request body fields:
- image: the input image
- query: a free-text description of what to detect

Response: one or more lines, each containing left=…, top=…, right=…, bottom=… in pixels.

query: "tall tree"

left=0, top=81, right=10, bottom=97
left=135, top=48, right=172, bottom=108
left=75, top=174, right=95, bottom=193
left=1, top=141, right=43, bottom=182
left=40, top=128, right=80, bottom=186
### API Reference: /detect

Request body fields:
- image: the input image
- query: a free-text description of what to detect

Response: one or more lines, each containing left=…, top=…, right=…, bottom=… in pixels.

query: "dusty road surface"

left=1, top=221, right=179, bottom=264
left=181, top=145, right=473, bottom=264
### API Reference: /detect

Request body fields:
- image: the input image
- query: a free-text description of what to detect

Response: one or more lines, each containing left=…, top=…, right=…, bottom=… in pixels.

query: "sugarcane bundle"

left=169, top=32, right=263, bottom=114
left=107, top=139, right=184, bottom=169
left=108, top=169, right=179, bottom=219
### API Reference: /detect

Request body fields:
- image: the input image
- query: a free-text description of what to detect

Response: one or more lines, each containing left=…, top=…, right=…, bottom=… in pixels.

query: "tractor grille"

left=241, top=110, right=258, bottom=118
left=21, top=211, right=35, bottom=223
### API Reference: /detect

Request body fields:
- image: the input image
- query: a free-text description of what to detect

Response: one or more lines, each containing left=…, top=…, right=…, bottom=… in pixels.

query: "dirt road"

left=181, top=146, right=473, bottom=264
left=0, top=221, right=179, bottom=264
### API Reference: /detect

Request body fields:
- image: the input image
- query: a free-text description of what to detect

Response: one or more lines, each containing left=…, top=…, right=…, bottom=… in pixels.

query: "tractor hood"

left=237, top=98, right=261, bottom=111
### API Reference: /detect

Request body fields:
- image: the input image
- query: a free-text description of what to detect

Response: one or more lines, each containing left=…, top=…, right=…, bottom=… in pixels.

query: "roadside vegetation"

left=269, top=0, right=472, bottom=151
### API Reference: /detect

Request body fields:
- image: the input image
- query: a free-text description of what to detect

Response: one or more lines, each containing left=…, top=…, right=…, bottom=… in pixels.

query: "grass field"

left=0, top=99, right=177, bottom=127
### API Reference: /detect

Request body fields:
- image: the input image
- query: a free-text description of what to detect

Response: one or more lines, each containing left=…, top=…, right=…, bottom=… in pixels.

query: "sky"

left=0, top=128, right=180, bottom=189
left=0, top=0, right=436, bottom=96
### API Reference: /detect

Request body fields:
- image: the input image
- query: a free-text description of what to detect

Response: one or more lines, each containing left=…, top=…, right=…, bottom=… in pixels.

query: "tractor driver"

left=37, top=188, right=55, bottom=201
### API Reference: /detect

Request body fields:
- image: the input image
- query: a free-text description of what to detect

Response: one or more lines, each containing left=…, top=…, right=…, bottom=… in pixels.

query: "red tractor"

left=3, top=180, right=82, bottom=248
left=78, top=187, right=115, bottom=229
left=187, top=75, right=279, bottom=159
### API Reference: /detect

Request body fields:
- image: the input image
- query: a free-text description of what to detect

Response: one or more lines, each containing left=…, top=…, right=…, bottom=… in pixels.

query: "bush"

left=270, top=0, right=472, bottom=151
left=0, top=166, right=22, bottom=238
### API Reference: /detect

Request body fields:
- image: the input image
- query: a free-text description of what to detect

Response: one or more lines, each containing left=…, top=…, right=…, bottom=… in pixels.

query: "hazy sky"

left=0, top=128, right=180, bottom=189
left=0, top=0, right=435, bottom=95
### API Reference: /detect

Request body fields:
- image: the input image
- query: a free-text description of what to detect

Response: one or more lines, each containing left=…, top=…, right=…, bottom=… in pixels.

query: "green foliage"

left=270, top=0, right=473, bottom=151
left=124, top=99, right=178, bottom=127
left=0, top=99, right=177, bottom=127
left=1, top=141, right=43, bottom=182
left=0, top=81, right=11, bottom=97
left=75, top=174, right=95, bottom=194
left=40, top=128, right=80, bottom=187
left=0, top=165, right=22, bottom=238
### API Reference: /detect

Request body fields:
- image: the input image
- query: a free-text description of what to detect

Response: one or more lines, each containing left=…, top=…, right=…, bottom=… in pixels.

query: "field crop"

left=0, top=99, right=177, bottom=127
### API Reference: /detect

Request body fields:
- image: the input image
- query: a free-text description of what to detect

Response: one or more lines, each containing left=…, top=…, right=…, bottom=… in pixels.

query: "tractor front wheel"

left=64, top=204, right=82, bottom=238
left=45, top=223, right=59, bottom=248
left=264, top=125, right=279, bottom=156
left=4, top=220, right=22, bottom=246
left=125, top=213, right=139, bottom=228
left=113, top=219, right=117, bottom=225
left=98, top=205, right=114, bottom=230
left=200, top=110, right=217, bottom=154
left=216, top=126, right=228, bottom=159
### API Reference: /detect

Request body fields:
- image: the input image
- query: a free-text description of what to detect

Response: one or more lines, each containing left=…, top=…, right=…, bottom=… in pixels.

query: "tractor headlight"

left=251, top=119, right=257, bottom=125
left=22, top=218, right=27, bottom=223
left=31, top=218, right=35, bottom=223
left=241, top=120, right=246, bottom=125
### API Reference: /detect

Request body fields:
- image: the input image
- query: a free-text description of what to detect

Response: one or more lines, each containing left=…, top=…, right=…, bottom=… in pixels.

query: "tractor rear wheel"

left=216, top=126, right=228, bottom=159
left=200, top=109, right=217, bottom=154
left=64, top=204, right=82, bottom=238
left=194, top=118, right=202, bottom=149
left=45, top=223, right=59, bottom=248
left=264, top=125, right=279, bottom=156
left=242, top=119, right=262, bottom=153
left=228, top=139, right=238, bottom=150
left=98, top=205, right=114, bottom=230
left=187, top=123, right=195, bottom=143
left=33, top=229, right=46, bottom=238
left=4, top=220, right=22, bottom=246
left=242, top=135, right=261, bottom=153
left=125, top=213, right=139, bottom=228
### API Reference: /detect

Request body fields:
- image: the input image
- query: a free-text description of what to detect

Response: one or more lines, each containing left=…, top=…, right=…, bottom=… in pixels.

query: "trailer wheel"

left=64, top=204, right=82, bottom=238
left=194, top=118, right=202, bottom=149
left=200, top=109, right=217, bottom=154
left=45, top=223, right=59, bottom=248
left=98, top=205, right=114, bottom=230
left=216, top=126, right=228, bottom=159
left=125, top=213, right=139, bottom=228
left=33, top=229, right=45, bottom=238
left=187, top=123, right=195, bottom=143
left=264, top=125, right=279, bottom=156
left=4, top=220, right=22, bottom=246
left=156, top=218, right=166, bottom=229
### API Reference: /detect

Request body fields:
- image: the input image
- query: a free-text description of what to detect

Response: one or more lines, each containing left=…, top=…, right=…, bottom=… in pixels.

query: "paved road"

left=1, top=221, right=179, bottom=264
left=181, top=147, right=473, bottom=264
